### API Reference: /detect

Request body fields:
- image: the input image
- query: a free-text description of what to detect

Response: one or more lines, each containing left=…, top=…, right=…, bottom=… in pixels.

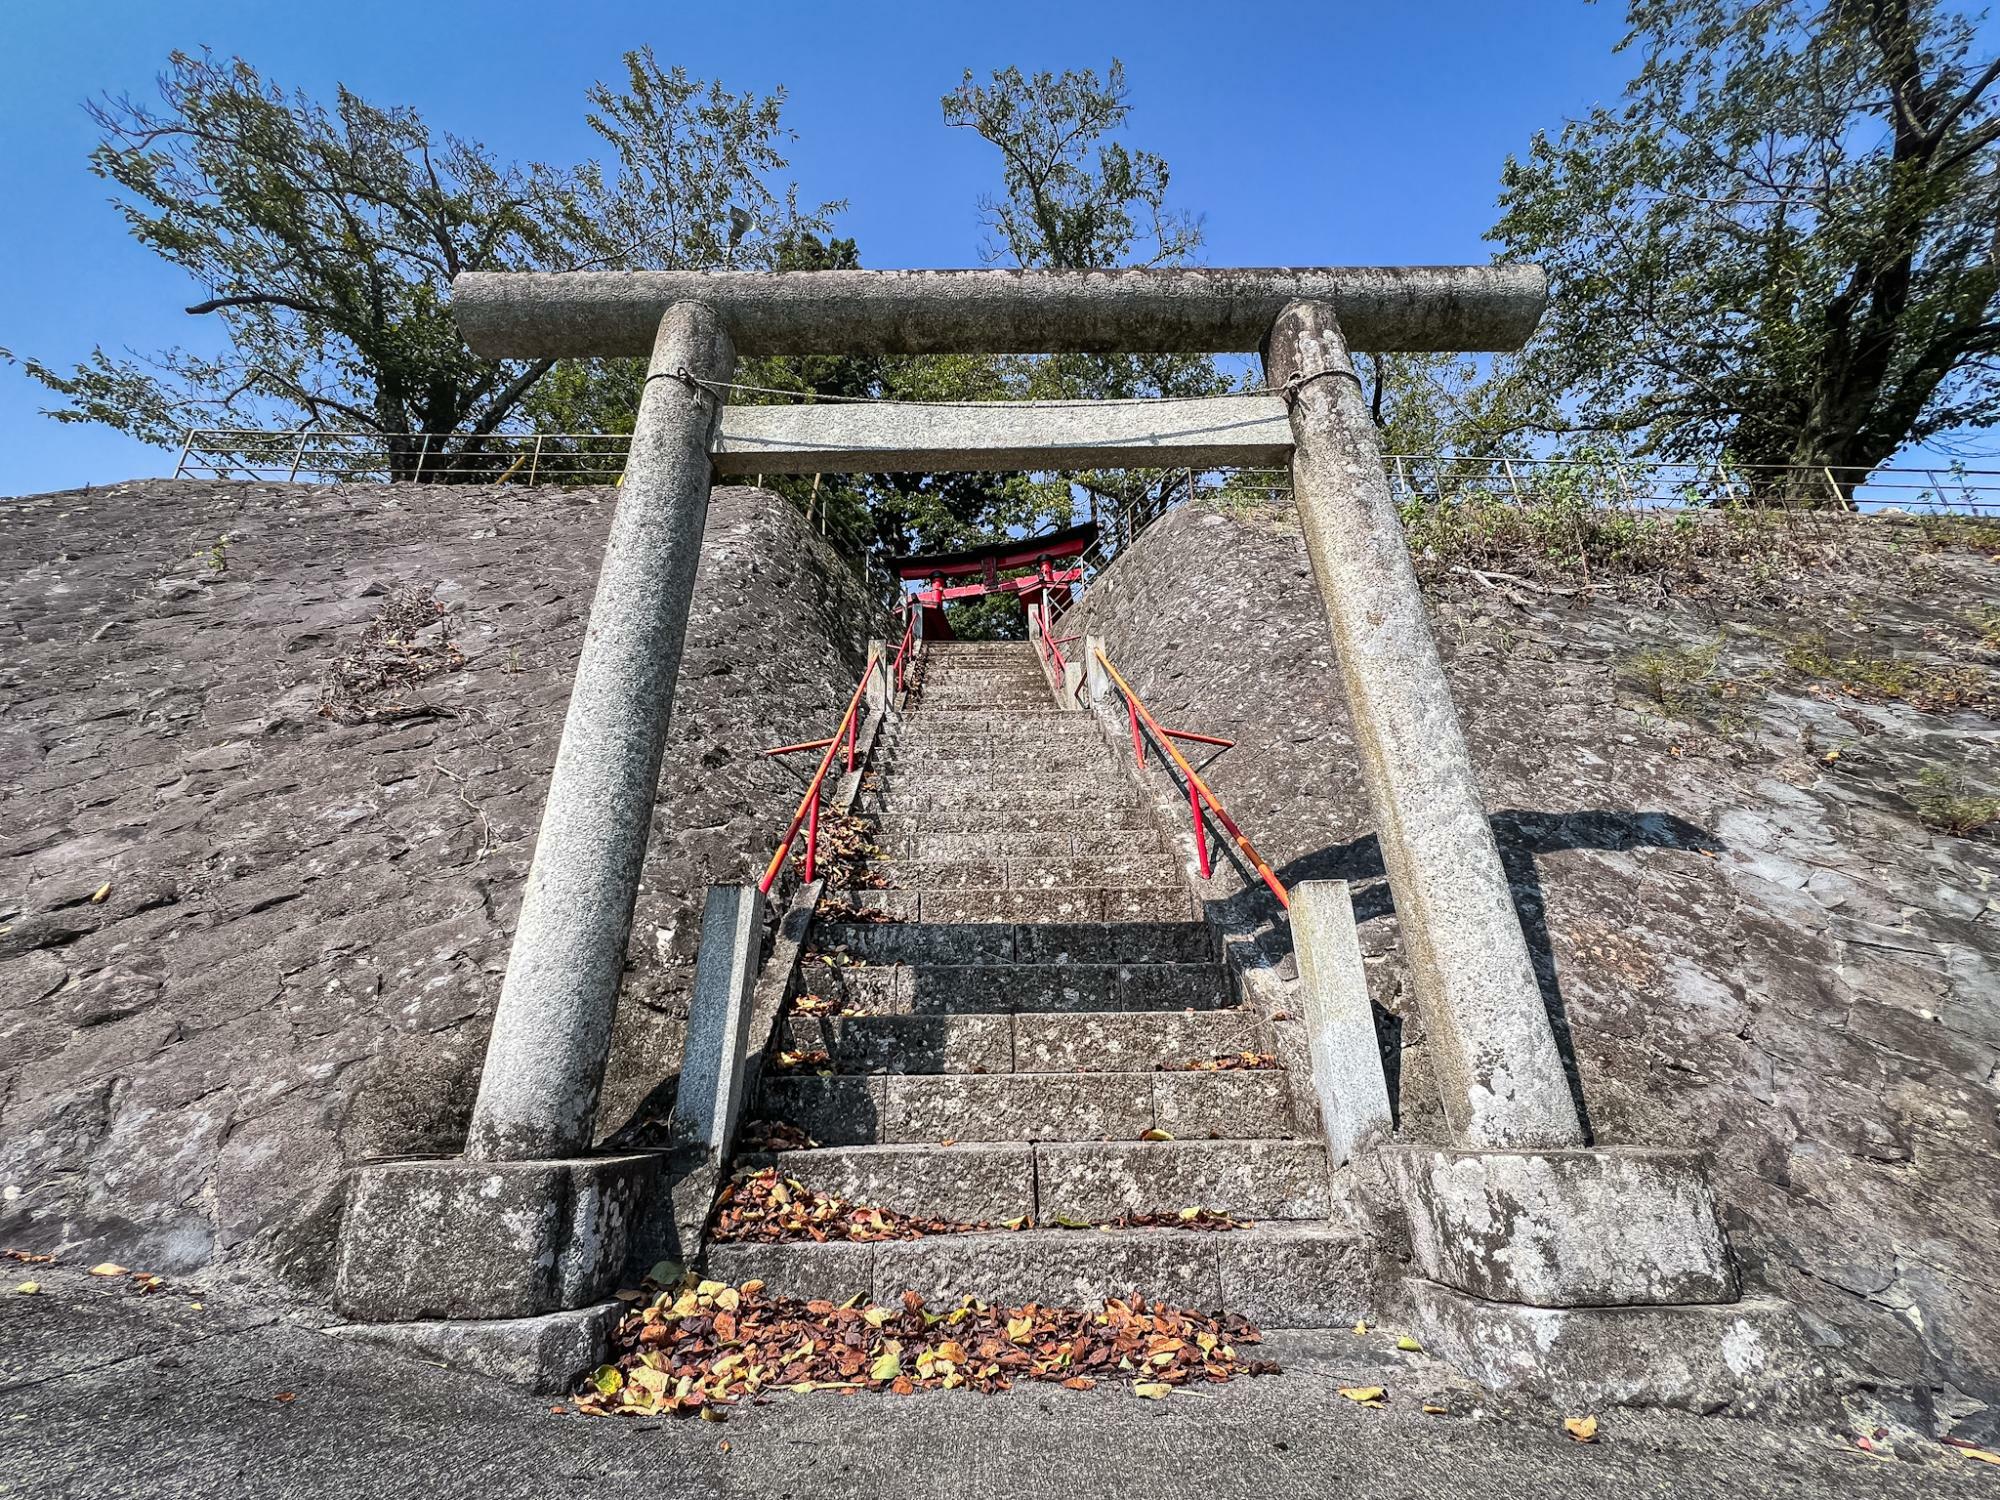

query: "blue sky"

left=4, top=0, right=1649, bottom=495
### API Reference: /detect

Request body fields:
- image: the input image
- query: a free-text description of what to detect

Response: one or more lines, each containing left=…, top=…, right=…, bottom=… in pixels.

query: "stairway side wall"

left=1061, top=497, right=2000, bottom=1439
left=0, top=480, right=883, bottom=1295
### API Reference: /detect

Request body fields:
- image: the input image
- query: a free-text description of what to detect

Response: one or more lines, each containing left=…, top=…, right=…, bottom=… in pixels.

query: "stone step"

left=833, top=886, right=1187, bottom=925
left=756, top=1070, right=1296, bottom=1145
left=918, top=665, right=1051, bottom=682
left=858, top=787, right=1102, bottom=813
left=870, top=824, right=1162, bottom=860
left=1036, top=1138, right=1331, bottom=1221
left=745, top=1132, right=1327, bottom=1226
left=889, top=710, right=1084, bottom=733
left=793, top=959, right=1232, bottom=1014
left=865, top=855, right=1183, bottom=891
left=810, top=921, right=1216, bottom=966
left=882, top=723, right=1093, bottom=744
left=876, top=745, right=1111, bottom=770
left=879, top=805, right=1155, bottom=835
left=872, top=780, right=1136, bottom=804
left=738, top=1142, right=1035, bottom=1222
left=704, top=1223, right=1364, bottom=1326
left=782, top=1011, right=1014, bottom=1072
left=779, top=1007, right=1263, bottom=1073
left=1012, top=1010, right=1264, bottom=1071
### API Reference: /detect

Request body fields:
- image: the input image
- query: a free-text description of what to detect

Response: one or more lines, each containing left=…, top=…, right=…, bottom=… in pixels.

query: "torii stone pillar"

left=1263, top=300, right=1583, bottom=1150
left=465, top=302, right=736, bottom=1161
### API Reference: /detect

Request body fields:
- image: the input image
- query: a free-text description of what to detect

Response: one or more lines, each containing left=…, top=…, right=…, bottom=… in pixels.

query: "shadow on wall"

left=1247, top=809, right=1723, bottom=1145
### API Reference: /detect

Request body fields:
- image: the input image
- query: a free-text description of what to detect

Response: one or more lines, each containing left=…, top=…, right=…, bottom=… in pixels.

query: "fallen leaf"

left=1395, top=1335, right=1422, bottom=1352
left=1422, top=1404, right=1448, bottom=1415
left=590, top=1365, right=624, bottom=1397
left=1061, top=1376, right=1096, bottom=1391
left=1563, top=1415, right=1599, bottom=1443
left=1957, top=1447, right=2000, bottom=1466
left=869, top=1346, right=902, bottom=1382
left=699, top=1405, right=727, bottom=1424
left=1138, top=1128, right=1174, bottom=1142
left=89, top=883, right=111, bottom=904
left=1352, top=1320, right=1369, bottom=1335
left=14, top=1282, right=39, bottom=1295
left=88, top=1263, right=128, bottom=1278
left=1133, top=1382, right=1172, bottom=1399
left=274, top=1392, right=297, bottom=1404
left=1338, top=1386, right=1387, bottom=1406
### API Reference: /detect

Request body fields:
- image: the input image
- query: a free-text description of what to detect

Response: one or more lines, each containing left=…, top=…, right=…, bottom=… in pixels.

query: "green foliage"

left=1909, top=766, right=2000, bottom=837
left=1781, top=632, right=1993, bottom=711
left=940, top=62, right=1230, bottom=546
left=21, top=47, right=834, bottom=472
left=1486, top=0, right=2000, bottom=491
left=1629, top=640, right=1722, bottom=713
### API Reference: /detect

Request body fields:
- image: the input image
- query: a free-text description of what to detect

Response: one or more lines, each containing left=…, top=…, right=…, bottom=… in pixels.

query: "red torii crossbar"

left=891, top=522, right=1098, bottom=638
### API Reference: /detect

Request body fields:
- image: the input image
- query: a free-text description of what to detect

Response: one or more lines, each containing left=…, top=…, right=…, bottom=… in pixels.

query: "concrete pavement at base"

left=0, top=1267, right=1984, bottom=1500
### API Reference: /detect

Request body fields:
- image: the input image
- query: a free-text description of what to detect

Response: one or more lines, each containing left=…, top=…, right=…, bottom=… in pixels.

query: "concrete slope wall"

left=1065, top=496, right=2000, bottom=1440
left=0, top=479, right=881, bottom=1291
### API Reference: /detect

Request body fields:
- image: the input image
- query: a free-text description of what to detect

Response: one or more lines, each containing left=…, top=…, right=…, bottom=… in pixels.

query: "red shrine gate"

left=890, top=520, right=1098, bottom=639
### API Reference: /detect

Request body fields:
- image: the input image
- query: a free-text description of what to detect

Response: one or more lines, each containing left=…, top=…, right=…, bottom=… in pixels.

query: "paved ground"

left=3, top=1268, right=1992, bottom=1499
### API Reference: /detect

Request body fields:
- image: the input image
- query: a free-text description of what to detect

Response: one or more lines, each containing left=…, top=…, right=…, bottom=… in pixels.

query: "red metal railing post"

left=804, top=794, right=819, bottom=883
left=1096, top=648, right=1289, bottom=910
left=757, top=653, right=877, bottom=895
left=845, top=708, right=857, bottom=771
left=1190, top=781, right=1211, bottom=878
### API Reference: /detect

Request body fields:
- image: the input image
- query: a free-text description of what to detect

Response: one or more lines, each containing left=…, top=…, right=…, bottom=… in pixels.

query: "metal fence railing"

left=172, top=429, right=634, bottom=486
left=171, top=425, right=2000, bottom=520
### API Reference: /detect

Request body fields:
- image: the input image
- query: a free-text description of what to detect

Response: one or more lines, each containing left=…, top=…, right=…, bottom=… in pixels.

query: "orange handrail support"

left=890, top=607, right=917, bottom=693
left=757, top=652, right=878, bottom=895
left=1093, top=649, right=1289, bottom=910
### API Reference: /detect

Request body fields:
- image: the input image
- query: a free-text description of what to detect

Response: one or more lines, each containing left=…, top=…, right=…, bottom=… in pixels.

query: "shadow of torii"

left=1213, top=808, right=1722, bottom=1146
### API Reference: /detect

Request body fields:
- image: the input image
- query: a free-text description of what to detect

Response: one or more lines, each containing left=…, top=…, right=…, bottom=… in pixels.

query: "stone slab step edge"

left=791, top=959, right=1234, bottom=1014
left=779, top=1007, right=1268, bottom=1073
left=818, top=887, right=1191, bottom=925
left=756, top=1069, right=1296, bottom=1145
left=728, top=1138, right=1329, bottom=1225
left=704, top=1224, right=1371, bottom=1329
left=809, top=921, right=1216, bottom=966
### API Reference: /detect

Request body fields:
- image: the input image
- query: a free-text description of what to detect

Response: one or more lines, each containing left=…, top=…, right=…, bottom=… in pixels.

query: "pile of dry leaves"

left=736, top=1120, right=817, bottom=1152
left=320, top=583, right=465, bottom=724
left=712, top=1168, right=1009, bottom=1243
left=1163, top=1051, right=1279, bottom=1072
left=577, top=1279, right=1278, bottom=1415
left=712, top=1169, right=1253, bottom=1243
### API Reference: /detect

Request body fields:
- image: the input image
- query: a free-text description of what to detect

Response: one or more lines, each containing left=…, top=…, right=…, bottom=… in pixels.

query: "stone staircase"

left=707, top=641, right=1367, bottom=1327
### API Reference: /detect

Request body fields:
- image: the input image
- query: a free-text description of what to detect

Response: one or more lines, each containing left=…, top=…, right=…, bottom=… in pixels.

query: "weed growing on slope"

left=1910, top=768, right=2000, bottom=838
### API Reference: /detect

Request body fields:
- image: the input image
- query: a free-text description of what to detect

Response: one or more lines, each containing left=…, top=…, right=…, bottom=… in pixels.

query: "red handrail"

left=757, top=654, right=877, bottom=895
left=890, top=606, right=917, bottom=694
left=1094, top=648, right=1288, bottom=909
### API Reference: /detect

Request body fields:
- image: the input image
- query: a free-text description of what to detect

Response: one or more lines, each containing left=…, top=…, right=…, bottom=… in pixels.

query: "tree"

left=940, top=62, right=1230, bottom=564
left=18, top=47, right=833, bottom=478
left=1490, top=0, right=2000, bottom=500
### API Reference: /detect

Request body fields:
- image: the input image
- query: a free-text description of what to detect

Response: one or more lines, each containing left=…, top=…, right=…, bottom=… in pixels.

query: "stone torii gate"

left=335, top=264, right=1689, bottom=1374
left=446, top=264, right=1580, bottom=1170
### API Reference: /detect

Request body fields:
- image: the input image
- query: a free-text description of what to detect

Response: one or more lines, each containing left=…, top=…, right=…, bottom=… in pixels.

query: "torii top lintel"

left=450, top=265, right=1546, bottom=360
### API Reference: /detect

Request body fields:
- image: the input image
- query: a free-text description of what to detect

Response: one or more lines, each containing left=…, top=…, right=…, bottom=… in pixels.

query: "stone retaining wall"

left=1064, top=496, right=2000, bottom=1442
left=0, top=479, right=880, bottom=1293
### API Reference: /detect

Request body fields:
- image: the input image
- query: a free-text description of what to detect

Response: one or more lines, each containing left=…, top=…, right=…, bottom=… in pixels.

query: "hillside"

left=0, top=479, right=880, bottom=1289
left=1067, top=496, right=2000, bottom=1440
